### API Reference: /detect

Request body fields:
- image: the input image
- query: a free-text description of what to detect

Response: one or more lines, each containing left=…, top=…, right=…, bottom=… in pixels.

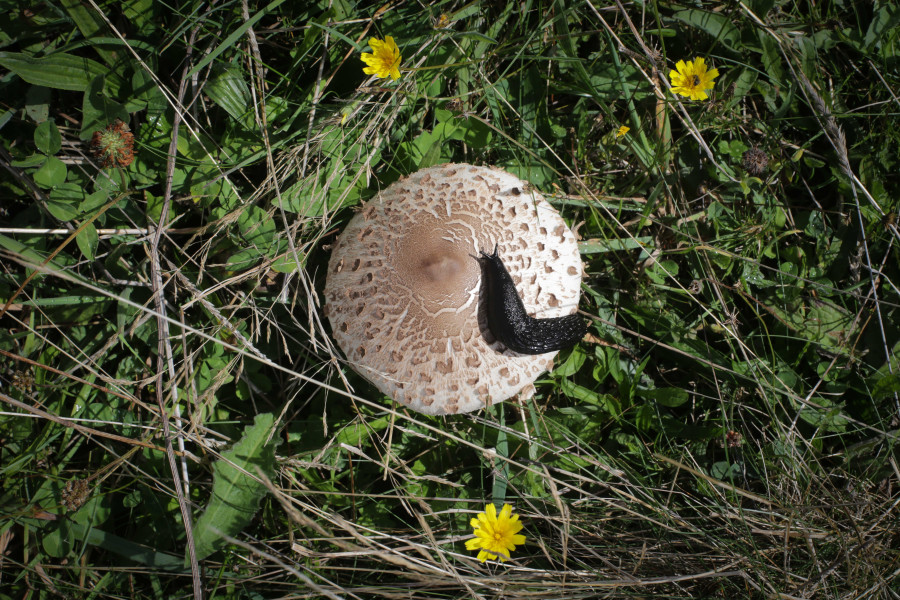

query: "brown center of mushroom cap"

left=419, top=250, right=463, bottom=284
left=394, top=221, right=479, bottom=312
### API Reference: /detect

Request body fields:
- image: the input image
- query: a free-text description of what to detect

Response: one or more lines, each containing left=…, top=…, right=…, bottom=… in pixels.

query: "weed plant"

left=1, top=0, right=899, bottom=598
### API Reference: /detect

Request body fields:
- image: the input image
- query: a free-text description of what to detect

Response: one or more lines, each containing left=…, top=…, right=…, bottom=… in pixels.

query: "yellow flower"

left=360, top=36, right=402, bottom=80
left=616, top=125, right=630, bottom=138
left=669, top=57, right=719, bottom=101
left=464, top=503, right=526, bottom=563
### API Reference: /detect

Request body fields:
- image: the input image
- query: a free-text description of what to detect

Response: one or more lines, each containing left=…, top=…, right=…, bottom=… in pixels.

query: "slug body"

left=479, top=247, right=586, bottom=354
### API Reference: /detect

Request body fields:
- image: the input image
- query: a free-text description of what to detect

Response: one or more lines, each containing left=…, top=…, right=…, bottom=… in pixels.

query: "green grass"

left=1, top=0, right=899, bottom=598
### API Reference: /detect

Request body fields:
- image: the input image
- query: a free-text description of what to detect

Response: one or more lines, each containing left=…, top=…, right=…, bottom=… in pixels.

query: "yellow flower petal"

left=669, top=57, right=719, bottom=101
left=360, top=36, right=402, bottom=80
left=465, top=503, right=527, bottom=563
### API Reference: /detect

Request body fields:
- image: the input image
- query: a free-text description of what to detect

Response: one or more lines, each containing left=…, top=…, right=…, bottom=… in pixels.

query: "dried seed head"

left=90, top=119, right=135, bottom=168
left=11, top=369, right=35, bottom=392
left=61, top=479, right=91, bottom=512
left=446, top=98, right=464, bottom=113
left=726, top=430, right=743, bottom=448
left=742, top=147, right=768, bottom=176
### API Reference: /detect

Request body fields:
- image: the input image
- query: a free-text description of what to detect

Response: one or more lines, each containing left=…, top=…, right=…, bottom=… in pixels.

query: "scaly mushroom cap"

left=324, top=163, right=582, bottom=415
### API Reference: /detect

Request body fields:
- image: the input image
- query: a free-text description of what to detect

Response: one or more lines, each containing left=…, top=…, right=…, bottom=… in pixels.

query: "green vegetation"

left=1, top=0, right=899, bottom=598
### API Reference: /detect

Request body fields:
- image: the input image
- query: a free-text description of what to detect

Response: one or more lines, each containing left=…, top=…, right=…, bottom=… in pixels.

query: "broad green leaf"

left=42, top=521, right=72, bottom=558
left=803, top=155, right=826, bottom=168
left=645, top=259, right=679, bottom=285
left=192, top=166, right=242, bottom=209
left=740, top=261, right=775, bottom=289
left=759, top=32, right=785, bottom=84
left=418, top=136, right=443, bottom=169
left=560, top=379, right=619, bottom=415
left=205, top=67, right=252, bottom=126
left=0, top=51, right=106, bottom=91
left=795, top=35, right=818, bottom=82
left=710, top=461, right=741, bottom=481
left=11, top=154, right=46, bottom=168
left=798, top=398, right=849, bottom=432
left=269, top=250, right=306, bottom=273
left=639, top=387, right=689, bottom=407
left=871, top=373, right=900, bottom=400
left=334, top=416, right=390, bottom=447
left=226, top=247, right=264, bottom=270
left=329, top=0, right=352, bottom=20
left=236, top=205, right=275, bottom=247
left=864, top=3, right=900, bottom=51
left=719, top=139, right=749, bottom=160
left=80, top=189, right=111, bottom=214
left=60, top=0, right=119, bottom=66
left=578, top=237, right=653, bottom=254
left=50, top=181, right=87, bottom=202
left=634, top=403, right=654, bottom=432
left=71, top=494, right=111, bottom=527
left=431, top=114, right=493, bottom=149
left=264, top=94, right=289, bottom=123
left=728, top=69, right=758, bottom=107
left=672, top=9, right=741, bottom=50
left=457, top=116, right=493, bottom=148
left=81, top=76, right=129, bottom=140
left=49, top=182, right=88, bottom=222
left=275, top=179, right=324, bottom=216
left=554, top=346, right=586, bottom=377
left=34, top=120, right=61, bottom=155
left=50, top=181, right=84, bottom=202
left=25, top=85, right=51, bottom=123
left=190, top=413, right=278, bottom=563
left=767, top=299, right=855, bottom=354
left=122, top=0, right=156, bottom=31
left=556, top=452, right=593, bottom=470
left=132, top=68, right=166, bottom=116
left=95, top=169, right=127, bottom=194
left=33, top=156, right=67, bottom=189
left=144, top=190, right=170, bottom=224
left=76, top=223, right=99, bottom=260
left=20, top=295, right=110, bottom=308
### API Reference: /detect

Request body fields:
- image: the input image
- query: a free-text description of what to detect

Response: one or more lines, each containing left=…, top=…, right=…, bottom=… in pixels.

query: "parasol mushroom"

left=323, top=163, right=584, bottom=415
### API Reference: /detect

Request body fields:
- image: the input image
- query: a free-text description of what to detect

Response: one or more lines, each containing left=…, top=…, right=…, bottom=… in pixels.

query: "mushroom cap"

left=324, top=163, right=583, bottom=415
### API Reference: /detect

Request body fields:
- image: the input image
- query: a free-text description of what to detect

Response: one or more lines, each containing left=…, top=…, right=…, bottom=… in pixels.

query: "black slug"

left=479, top=246, right=586, bottom=354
